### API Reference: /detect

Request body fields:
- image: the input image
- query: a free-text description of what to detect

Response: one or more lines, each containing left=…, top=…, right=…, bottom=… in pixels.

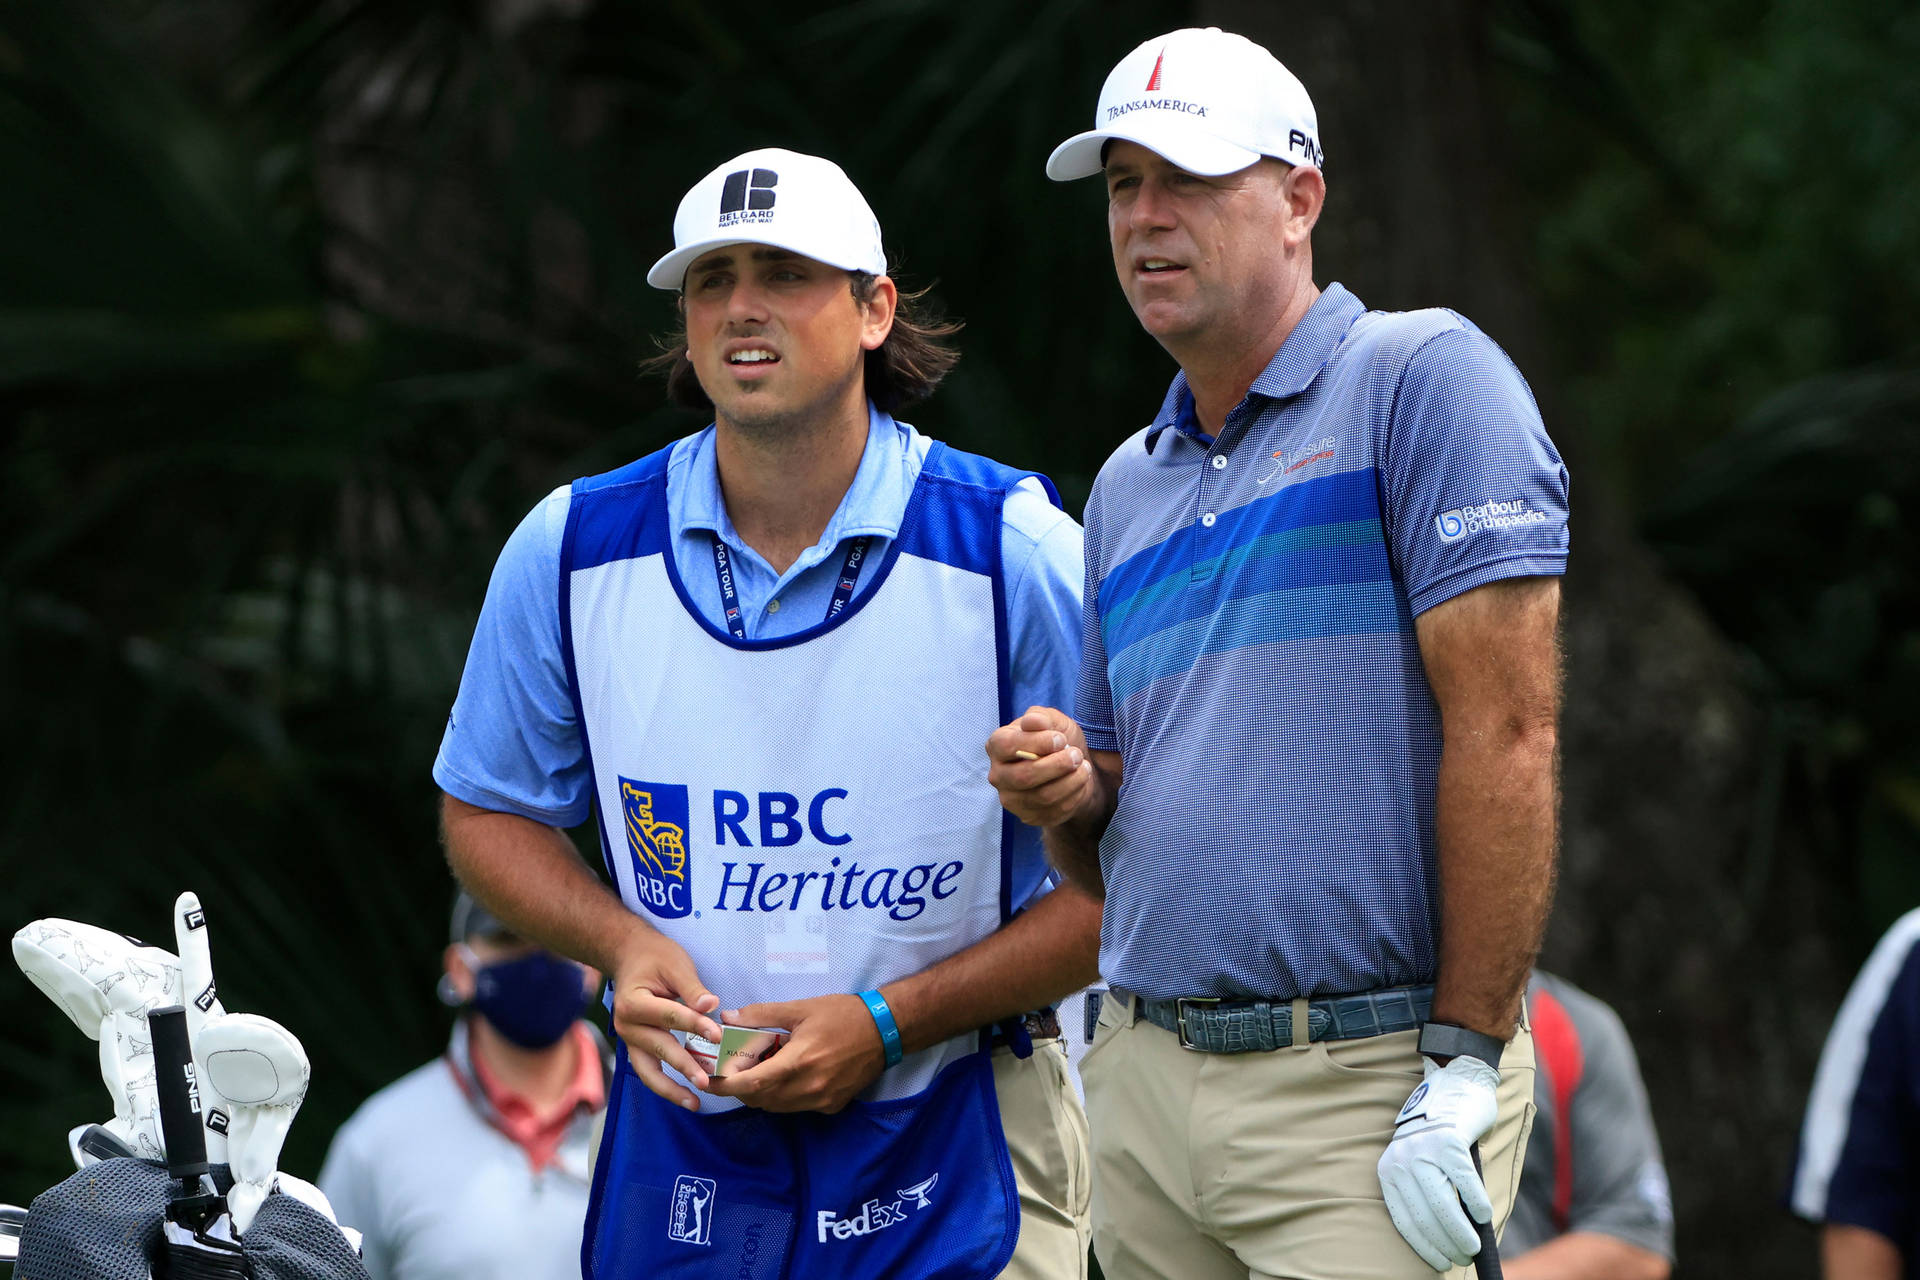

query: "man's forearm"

left=1504, top=1232, right=1670, bottom=1280
left=439, top=792, right=649, bottom=974
left=882, top=880, right=1103, bottom=1053
left=1430, top=717, right=1557, bottom=1037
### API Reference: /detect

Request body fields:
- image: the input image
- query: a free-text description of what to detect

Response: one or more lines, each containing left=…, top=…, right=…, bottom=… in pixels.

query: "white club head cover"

left=261, top=1174, right=364, bottom=1256
left=173, top=890, right=235, bottom=1161
left=1, top=1203, right=25, bottom=1264
left=200, top=1012, right=310, bottom=1232
left=13, top=917, right=183, bottom=1161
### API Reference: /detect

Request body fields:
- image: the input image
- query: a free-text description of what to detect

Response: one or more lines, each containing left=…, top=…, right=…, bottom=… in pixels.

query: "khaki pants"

left=994, top=1036, right=1093, bottom=1280
left=1083, top=993, right=1535, bottom=1280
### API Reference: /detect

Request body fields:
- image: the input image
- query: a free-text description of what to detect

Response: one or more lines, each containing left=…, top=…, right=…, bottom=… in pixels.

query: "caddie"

left=436, top=147, right=1096, bottom=1280
left=989, top=26, right=1568, bottom=1280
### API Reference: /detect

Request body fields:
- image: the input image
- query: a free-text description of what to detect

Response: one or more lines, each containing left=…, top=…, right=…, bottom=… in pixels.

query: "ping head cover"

left=12, top=893, right=234, bottom=1164
left=200, top=1012, right=310, bottom=1232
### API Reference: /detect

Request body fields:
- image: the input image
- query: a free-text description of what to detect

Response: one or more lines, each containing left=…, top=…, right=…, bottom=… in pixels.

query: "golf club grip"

left=1469, top=1144, right=1503, bottom=1280
left=148, top=1005, right=210, bottom=1180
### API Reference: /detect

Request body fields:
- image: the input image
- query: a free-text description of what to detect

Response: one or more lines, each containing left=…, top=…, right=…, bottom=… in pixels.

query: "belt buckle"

left=1174, top=997, right=1220, bottom=1051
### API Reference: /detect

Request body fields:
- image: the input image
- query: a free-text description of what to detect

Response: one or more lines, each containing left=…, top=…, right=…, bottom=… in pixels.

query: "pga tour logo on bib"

left=667, top=1174, right=717, bottom=1245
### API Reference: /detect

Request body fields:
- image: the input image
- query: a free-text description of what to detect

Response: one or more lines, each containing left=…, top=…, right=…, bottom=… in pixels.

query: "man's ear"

left=443, top=943, right=478, bottom=1003
left=1282, top=162, right=1325, bottom=247
left=859, top=275, right=899, bottom=352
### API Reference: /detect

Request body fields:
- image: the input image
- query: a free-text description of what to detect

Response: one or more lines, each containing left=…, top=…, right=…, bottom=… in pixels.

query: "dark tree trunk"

left=1200, top=3, right=1845, bottom=1273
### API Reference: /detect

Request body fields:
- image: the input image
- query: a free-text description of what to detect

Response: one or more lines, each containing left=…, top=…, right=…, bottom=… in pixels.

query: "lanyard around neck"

left=709, top=534, right=872, bottom=641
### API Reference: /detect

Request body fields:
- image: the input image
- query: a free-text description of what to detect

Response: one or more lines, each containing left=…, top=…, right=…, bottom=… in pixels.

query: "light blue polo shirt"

left=1078, top=283, right=1570, bottom=1001
left=436, top=404, right=1084, bottom=911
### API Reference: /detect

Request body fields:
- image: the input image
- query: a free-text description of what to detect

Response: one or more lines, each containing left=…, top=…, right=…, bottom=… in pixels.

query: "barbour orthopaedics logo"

left=622, top=779, right=691, bottom=919
left=817, top=1174, right=938, bottom=1243
left=718, top=168, right=777, bottom=228
left=668, top=1175, right=716, bottom=1246
left=1433, top=498, right=1549, bottom=544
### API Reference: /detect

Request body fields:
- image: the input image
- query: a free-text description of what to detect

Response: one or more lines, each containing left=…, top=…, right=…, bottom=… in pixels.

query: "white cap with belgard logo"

left=1046, top=27, right=1322, bottom=181
left=647, top=147, right=887, bottom=290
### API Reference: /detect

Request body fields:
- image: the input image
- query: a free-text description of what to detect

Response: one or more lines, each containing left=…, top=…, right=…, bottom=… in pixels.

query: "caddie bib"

left=561, top=439, right=1054, bottom=1280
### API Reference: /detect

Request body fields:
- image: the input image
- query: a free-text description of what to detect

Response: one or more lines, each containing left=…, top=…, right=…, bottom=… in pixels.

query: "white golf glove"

left=199, top=1012, right=311, bottom=1232
left=1376, top=1054, right=1500, bottom=1272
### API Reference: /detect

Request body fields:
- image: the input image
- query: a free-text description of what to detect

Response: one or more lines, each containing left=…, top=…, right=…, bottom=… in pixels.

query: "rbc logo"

left=622, top=778, right=692, bottom=919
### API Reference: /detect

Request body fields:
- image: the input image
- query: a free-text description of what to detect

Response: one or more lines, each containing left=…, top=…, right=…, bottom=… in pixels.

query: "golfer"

left=436, top=148, right=1095, bottom=1280
left=990, top=27, right=1567, bottom=1280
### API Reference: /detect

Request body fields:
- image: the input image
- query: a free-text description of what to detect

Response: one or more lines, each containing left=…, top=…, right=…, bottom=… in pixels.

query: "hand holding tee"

left=987, top=706, right=1097, bottom=829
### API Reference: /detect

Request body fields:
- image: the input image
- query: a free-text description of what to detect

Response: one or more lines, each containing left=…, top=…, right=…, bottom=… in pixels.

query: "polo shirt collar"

left=1144, top=282, right=1366, bottom=453
left=678, top=401, right=915, bottom=548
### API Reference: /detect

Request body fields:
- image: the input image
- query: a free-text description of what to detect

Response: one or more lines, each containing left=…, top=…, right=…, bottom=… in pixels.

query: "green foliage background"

left=2, top=1, right=1917, bottom=1272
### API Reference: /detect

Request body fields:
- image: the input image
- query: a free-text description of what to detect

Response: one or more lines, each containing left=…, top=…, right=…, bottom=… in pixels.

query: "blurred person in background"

left=1790, top=907, right=1920, bottom=1280
left=318, top=891, right=606, bottom=1280
left=1503, top=971, right=1673, bottom=1280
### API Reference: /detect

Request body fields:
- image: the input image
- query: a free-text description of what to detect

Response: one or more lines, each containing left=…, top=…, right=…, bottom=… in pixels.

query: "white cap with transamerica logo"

left=1046, top=27, right=1322, bottom=182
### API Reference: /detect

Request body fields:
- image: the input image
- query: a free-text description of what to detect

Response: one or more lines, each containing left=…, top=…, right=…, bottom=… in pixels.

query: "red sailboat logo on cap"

left=1146, top=48, right=1165, bottom=91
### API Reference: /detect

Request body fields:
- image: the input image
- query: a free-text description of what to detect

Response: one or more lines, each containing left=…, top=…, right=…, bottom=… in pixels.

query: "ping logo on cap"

left=718, top=168, right=778, bottom=228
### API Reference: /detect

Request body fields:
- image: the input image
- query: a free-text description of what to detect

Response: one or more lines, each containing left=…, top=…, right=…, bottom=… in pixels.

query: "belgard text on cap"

left=648, top=147, right=887, bottom=290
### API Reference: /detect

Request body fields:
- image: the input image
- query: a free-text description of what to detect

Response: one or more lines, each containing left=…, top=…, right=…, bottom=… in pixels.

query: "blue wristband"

left=859, top=989, right=904, bottom=1068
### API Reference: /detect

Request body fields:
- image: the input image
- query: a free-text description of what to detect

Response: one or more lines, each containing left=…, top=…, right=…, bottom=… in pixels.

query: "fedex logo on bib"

left=621, top=779, right=692, bottom=919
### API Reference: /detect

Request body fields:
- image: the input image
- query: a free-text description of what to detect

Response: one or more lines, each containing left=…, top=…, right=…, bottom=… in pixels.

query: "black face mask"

left=467, top=949, right=588, bottom=1049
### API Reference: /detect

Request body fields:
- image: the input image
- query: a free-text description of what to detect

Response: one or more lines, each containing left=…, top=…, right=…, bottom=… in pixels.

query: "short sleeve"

left=432, top=487, right=594, bottom=826
left=1382, top=325, right=1570, bottom=616
left=1564, top=998, right=1676, bottom=1258
left=1002, top=477, right=1085, bottom=909
left=1792, top=913, right=1920, bottom=1247
left=1002, top=477, right=1085, bottom=721
left=1074, top=482, right=1118, bottom=753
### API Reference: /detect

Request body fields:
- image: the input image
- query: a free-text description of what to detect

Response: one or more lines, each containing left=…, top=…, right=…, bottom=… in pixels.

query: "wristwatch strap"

left=1417, top=1020, right=1505, bottom=1068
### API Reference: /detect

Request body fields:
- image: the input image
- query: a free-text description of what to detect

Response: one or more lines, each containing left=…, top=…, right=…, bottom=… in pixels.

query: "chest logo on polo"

left=622, top=779, right=691, bottom=919
left=1256, top=436, right=1336, bottom=485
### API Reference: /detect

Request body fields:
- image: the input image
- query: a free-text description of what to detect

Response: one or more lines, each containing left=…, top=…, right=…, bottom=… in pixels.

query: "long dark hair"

left=645, top=271, right=961, bottom=416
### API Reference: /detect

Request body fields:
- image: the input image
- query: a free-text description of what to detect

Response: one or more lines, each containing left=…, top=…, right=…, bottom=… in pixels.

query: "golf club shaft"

left=1469, top=1144, right=1503, bottom=1280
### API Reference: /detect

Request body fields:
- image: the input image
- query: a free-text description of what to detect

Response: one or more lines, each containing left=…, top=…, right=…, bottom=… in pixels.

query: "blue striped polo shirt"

left=1078, top=283, right=1570, bottom=1001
